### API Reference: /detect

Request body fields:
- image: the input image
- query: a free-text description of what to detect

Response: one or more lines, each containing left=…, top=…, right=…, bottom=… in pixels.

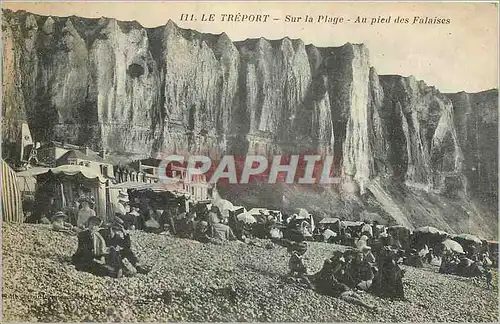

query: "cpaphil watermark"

left=157, top=155, right=340, bottom=185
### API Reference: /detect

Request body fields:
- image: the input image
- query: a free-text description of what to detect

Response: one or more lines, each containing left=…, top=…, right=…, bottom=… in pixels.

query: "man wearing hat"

left=101, top=217, right=150, bottom=275
left=72, top=216, right=123, bottom=278
left=51, top=211, right=76, bottom=234
left=193, top=221, right=212, bottom=243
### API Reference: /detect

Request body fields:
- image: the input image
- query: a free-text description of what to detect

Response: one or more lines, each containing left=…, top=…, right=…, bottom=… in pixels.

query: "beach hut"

left=1, top=159, right=23, bottom=223
left=109, top=180, right=190, bottom=213
left=35, top=165, right=109, bottom=220
left=319, top=217, right=341, bottom=232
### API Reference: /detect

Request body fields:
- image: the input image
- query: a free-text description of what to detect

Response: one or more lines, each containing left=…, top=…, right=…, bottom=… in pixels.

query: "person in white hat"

left=361, top=245, right=377, bottom=265
left=77, top=196, right=97, bottom=229
left=114, top=191, right=130, bottom=217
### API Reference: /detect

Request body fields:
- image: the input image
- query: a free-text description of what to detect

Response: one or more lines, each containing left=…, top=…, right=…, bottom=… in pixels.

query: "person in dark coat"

left=312, top=254, right=376, bottom=310
left=161, top=206, right=178, bottom=234
left=72, top=216, right=121, bottom=278
left=116, top=212, right=135, bottom=230
left=100, top=218, right=150, bottom=275
left=372, top=247, right=405, bottom=299
left=193, top=221, right=213, bottom=243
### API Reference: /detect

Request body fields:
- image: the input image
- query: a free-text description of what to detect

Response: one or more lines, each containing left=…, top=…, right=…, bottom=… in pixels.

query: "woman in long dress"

left=77, top=197, right=96, bottom=229
left=312, top=252, right=377, bottom=310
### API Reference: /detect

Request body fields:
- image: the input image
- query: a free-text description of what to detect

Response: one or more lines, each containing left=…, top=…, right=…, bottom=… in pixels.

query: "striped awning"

left=2, top=159, right=23, bottom=223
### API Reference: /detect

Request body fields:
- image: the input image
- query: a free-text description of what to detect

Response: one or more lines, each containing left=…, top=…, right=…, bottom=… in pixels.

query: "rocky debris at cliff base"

left=3, top=223, right=498, bottom=322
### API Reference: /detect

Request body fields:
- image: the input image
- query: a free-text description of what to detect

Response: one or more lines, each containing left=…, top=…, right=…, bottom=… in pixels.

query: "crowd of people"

left=38, top=189, right=496, bottom=302
left=281, top=219, right=405, bottom=309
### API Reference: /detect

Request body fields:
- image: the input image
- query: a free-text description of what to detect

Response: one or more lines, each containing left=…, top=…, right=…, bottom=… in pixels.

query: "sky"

left=2, top=1, right=499, bottom=93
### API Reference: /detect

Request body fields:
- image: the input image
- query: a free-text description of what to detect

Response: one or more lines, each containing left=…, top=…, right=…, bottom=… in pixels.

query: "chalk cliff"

left=2, top=10, right=498, bottom=238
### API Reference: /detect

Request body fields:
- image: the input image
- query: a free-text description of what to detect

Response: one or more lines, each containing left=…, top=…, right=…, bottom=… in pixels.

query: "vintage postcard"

left=1, top=1, right=498, bottom=322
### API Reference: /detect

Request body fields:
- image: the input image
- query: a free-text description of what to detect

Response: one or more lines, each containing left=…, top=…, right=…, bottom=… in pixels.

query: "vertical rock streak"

left=341, top=45, right=372, bottom=193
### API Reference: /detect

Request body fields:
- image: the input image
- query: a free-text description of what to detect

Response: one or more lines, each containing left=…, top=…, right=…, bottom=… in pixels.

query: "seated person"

left=128, top=207, right=141, bottom=230
left=72, top=216, right=121, bottom=278
left=193, top=221, right=212, bottom=243
left=178, top=211, right=197, bottom=239
left=240, top=221, right=254, bottom=241
left=117, top=211, right=136, bottom=230
left=352, top=250, right=375, bottom=291
left=286, top=242, right=314, bottom=289
left=51, top=211, right=76, bottom=235
left=174, top=211, right=194, bottom=238
left=211, top=217, right=237, bottom=242
left=144, top=213, right=162, bottom=234
left=101, top=218, right=150, bottom=276
left=403, top=249, right=424, bottom=268
left=362, top=246, right=377, bottom=266
left=77, top=197, right=97, bottom=230
left=312, top=255, right=376, bottom=310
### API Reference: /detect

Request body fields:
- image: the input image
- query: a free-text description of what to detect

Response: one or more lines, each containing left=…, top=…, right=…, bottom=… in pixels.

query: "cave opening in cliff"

left=127, top=63, right=144, bottom=78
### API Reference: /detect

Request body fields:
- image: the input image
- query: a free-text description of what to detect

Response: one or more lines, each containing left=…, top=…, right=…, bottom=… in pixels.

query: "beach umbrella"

left=319, top=217, right=340, bottom=225
left=454, top=233, right=482, bottom=244
left=237, top=212, right=257, bottom=224
left=323, top=229, right=336, bottom=241
left=414, top=226, right=447, bottom=236
left=441, top=239, right=465, bottom=254
left=388, top=225, right=411, bottom=231
left=297, top=208, right=310, bottom=219
left=216, top=199, right=234, bottom=211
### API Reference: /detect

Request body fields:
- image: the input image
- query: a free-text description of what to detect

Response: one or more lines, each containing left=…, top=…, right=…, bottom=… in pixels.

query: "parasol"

left=414, top=226, right=447, bottom=236
left=297, top=208, right=310, bottom=219
left=237, top=212, right=257, bottom=224
left=215, top=199, right=234, bottom=217
left=319, top=217, right=340, bottom=225
left=216, top=199, right=234, bottom=211
left=388, top=225, right=411, bottom=231
left=323, top=229, right=336, bottom=241
left=454, top=233, right=482, bottom=244
left=441, top=239, right=465, bottom=254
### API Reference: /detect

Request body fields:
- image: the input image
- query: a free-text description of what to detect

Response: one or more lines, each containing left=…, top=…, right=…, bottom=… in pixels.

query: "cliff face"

left=448, top=90, right=498, bottom=209
left=2, top=10, right=498, bottom=238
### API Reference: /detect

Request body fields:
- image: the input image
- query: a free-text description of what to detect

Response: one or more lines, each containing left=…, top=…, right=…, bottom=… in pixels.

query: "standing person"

left=484, top=265, right=493, bottom=290
left=372, top=221, right=381, bottom=240
left=77, top=197, right=96, bottom=229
